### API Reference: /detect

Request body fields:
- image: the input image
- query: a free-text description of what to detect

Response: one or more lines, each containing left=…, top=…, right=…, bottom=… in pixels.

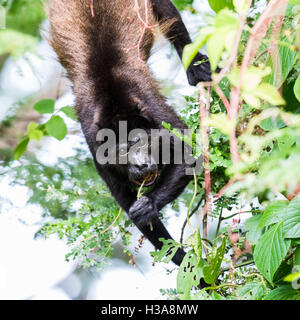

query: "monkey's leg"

left=149, top=0, right=212, bottom=84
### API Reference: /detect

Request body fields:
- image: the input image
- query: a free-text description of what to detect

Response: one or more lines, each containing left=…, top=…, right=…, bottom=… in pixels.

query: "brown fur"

left=49, top=0, right=158, bottom=104
left=49, top=0, right=184, bottom=148
left=48, top=0, right=201, bottom=267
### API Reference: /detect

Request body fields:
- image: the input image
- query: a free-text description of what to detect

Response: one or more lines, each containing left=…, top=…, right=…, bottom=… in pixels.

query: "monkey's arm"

left=95, top=165, right=137, bottom=212
left=147, top=163, right=193, bottom=211
left=96, top=163, right=185, bottom=265
left=150, top=0, right=212, bottom=84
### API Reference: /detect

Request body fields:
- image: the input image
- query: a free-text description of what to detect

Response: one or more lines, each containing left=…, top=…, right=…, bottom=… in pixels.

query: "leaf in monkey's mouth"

left=133, top=170, right=158, bottom=186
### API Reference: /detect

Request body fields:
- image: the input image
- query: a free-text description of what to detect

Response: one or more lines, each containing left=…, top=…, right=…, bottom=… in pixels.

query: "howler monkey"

left=49, top=0, right=211, bottom=266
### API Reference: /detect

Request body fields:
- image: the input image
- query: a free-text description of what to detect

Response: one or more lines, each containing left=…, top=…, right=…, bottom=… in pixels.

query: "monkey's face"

left=117, top=133, right=159, bottom=186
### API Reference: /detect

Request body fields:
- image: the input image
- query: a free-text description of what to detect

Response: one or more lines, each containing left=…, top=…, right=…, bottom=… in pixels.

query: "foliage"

left=153, top=0, right=300, bottom=300
left=0, top=0, right=46, bottom=56
left=14, top=100, right=76, bottom=160
left=5, top=0, right=300, bottom=300
left=172, top=0, right=194, bottom=11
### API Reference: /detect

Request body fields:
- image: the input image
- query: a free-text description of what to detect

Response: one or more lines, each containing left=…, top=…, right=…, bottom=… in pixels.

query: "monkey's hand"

left=128, top=196, right=158, bottom=227
left=186, top=53, right=212, bottom=85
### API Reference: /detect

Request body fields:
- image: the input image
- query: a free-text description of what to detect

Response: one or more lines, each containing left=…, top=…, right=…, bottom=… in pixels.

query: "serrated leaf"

left=245, top=214, right=264, bottom=244
left=235, top=281, right=266, bottom=300
left=254, top=222, right=291, bottom=284
left=264, top=285, right=300, bottom=300
left=283, top=199, right=300, bottom=238
left=45, top=115, right=67, bottom=141
left=14, top=137, right=30, bottom=160
left=259, top=201, right=289, bottom=228
left=34, top=99, right=55, bottom=114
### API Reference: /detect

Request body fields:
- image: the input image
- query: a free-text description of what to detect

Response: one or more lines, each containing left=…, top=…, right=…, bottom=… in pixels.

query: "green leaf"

left=209, top=113, right=235, bottom=135
left=207, top=30, right=227, bottom=72
left=295, top=246, right=300, bottom=265
left=259, top=117, right=286, bottom=131
left=177, top=250, right=204, bottom=300
left=29, top=129, right=44, bottom=141
left=172, top=0, right=193, bottom=11
left=266, top=38, right=298, bottom=88
left=60, top=106, right=78, bottom=121
left=235, top=281, right=266, bottom=300
left=228, top=66, right=271, bottom=91
left=278, top=135, right=296, bottom=157
left=0, top=29, right=38, bottom=57
left=294, top=74, right=300, bottom=103
left=259, top=201, right=289, bottom=228
left=203, top=238, right=226, bottom=285
left=185, top=229, right=202, bottom=259
left=45, top=115, right=68, bottom=141
left=264, top=285, right=300, bottom=300
left=25, top=122, right=44, bottom=141
left=254, top=222, right=291, bottom=284
left=208, top=0, right=234, bottom=13
left=14, top=137, right=30, bottom=160
left=34, top=99, right=55, bottom=114
left=245, top=214, right=264, bottom=244
left=182, top=27, right=214, bottom=70
left=289, top=1, right=300, bottom=6
left=242, top=92, right=261, bottom=108
left=255, top=83, right=286, bottom=106
left=26, top=122, right=39, bottom=133
left=283, top=199, right=300, bottom=239
left=207, top=10, right=239, bottom=71
left=284, top=270, right=300, bottom=283
left=233, top=0, right=248, bottom=14
left=151, top=238, right=181, bottom=264
left=211, top=291, right=226, bottom=300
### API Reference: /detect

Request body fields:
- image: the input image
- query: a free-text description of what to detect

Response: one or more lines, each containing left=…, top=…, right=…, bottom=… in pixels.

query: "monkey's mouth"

left=133, top=171, right=158, bottom=187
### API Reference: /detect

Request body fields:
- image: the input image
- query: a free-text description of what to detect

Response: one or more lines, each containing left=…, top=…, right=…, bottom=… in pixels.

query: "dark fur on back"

left=49, top=0, right=184, bottom=150
left=48, top=0, right=211, bottom=269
